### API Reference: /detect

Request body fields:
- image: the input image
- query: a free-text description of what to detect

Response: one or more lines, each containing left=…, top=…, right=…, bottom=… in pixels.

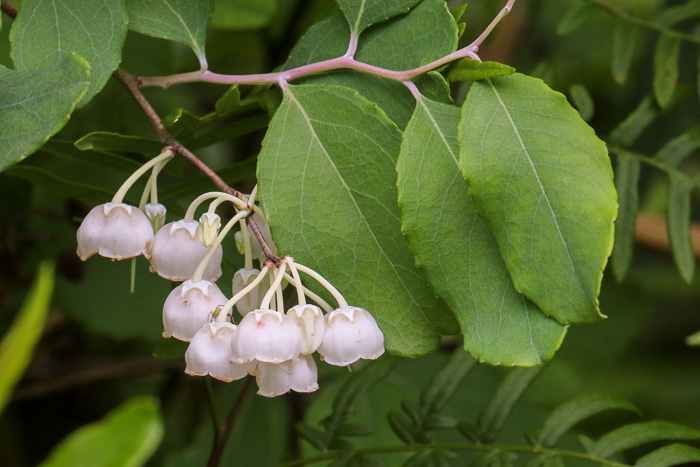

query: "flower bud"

left=185, top=323, right=255, bottom=382
left=76, top=203, right=153, bottom=261
left=286, top=304, right=324, bottom=355
left=256, top=355, right=318, bottom=397
left=144, top=203, right=167, bottom=233
left=231, top=268, right=263, bottom=316
left=149, top=220, right=222, bottom=281
left=163, top=280, right=228, bottom=341
left=230, top=310, right=302, bottom=364
left=318, top=307, right=384, bottom=366
left=198, top=212, right=221, bottom=247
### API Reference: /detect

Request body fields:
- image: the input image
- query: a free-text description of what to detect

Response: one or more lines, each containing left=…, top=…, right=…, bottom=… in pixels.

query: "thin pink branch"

left=137, top=0, right=516, bottom=89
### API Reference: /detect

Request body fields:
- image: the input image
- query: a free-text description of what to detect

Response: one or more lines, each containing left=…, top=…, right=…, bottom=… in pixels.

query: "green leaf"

left=125, top=0, right=214, bottom=67
left=388, top=410, right=416, bottom=443
left=609, top=96, right=660, bottom=147
left=557, top=3, right=597, bottom=36
left=636, top=443, right=700, bottom=467
left=655, top=0, right=700, bottom=26
left=667, top=177, right=695, bottom=284
left=75, top=132, right=163, bottom=156
left=655, top=123, right=700, bottom=168
left=611, top=155, right=641, bottom=282
left=5, top=165, right=114, bottom=205
left=10, top=0, right=128, bottom=106
left=215, top=85, right=241, bottom=113
left=335, top=0, right=422, bottom=34
left=687, top=330, right=700, bottom=346
left=0, top=56, right=89, bottom=171
left=152, top=338, right=188, bottom=360
left=476, top=367, right=542, bottom=443
left=459, top=74, right=617, bottom=325
left=569, top=84, right=594, bottom=122
left=590, top=421, right=700, bottom=458
left=420, top=350, right=476, bottom=415
left=0, top=261, right=54, bottom=415
left=653, top=35, right=681, bottom=108
left=44, top=139, right=142, bottom=174
left=210, top=0, right=276, bottom=30
left=40, top=396, right=164, bottom=467
left=612, top=21, right=638, bottom=85
left=158, top=157, right=256, bottom=202
left=446, top=59, right=516, bottom=82
left=258, top=84, right=457, bottom=356
left=397, top=97, right=566, bottom=365
left=534, top=392, right=640, bottom=447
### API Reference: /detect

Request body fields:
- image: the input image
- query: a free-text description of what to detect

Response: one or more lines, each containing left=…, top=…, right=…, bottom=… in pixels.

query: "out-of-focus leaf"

left=667, top=177, right=695, bottom=283
left=557, top=3, right=597, bottom=36
left=589, top=421, right=700, bottom=458
left=655, top=124, right=700, bottom=168
left=335, top=0, right=422, bottom=34
left=530, top=62, right=556, bottom=88
left=476, top=367, right=542, bottom=443
left=158, top=157, right=256, bottom=202
left=0, top=57, right=89, bottom=171
left=420, top=350, right=476, bottom=415
left=10, top=0, right=128, bottom=106
left=655, top=0, right=700, bottom=26
left=0, top=261, right=54, bottom=415
left=636, top=443, right=700, bottom=467
left=569, top=84, right=594, bottom=121
left=40, top=396, right=164, bottom=467
left=612, top=21, right=639, bottom=84
left=153, top=338, right=188, bottom=360
left=609, top=96, right=660, bottom=147
left=210, top=0, right=276, bottom=30
left=397, top=97, right=566, bottom=365
left=75, top=132, right=163, bottom=156
left=258, top=84, right=458, bottom=356
left=44, top=140, right=142, bottom=174
left=611, top=155, right=641, bottom=282
left=5, top=165, right=113, bottom=205
left=125, top=0, right=214, bottom=67
left=215, top=85, right=241, bottom=113
left=447, top=59, right=515, bottom=82
left=533, top=393, right=640, bottom=447
left=459, top=74, right=617, bottom=325
left=687, top=330, right=700, bottom=346
left=653, top=35, right=681, bottom=108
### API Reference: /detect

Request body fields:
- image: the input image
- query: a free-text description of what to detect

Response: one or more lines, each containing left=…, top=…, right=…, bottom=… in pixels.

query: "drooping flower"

left=231, top=268, right=263, bottom=316
left=185, top=322, right=255, bottom=382
left=317, top=307, right=384, bottom=366
left=286, top=304, right=324, bottom=355
left=230, top=310, right=302, bottom=364
left=256, top=354, right=318, bottom=397
left=76, top=203, right=154, bottom=261
left=163, top=280, right=228, bottom=341
left=149, top=220, right=222, bottom=281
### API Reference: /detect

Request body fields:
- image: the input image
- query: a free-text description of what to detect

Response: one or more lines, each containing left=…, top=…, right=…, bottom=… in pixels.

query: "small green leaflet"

left=0, top=56, right=89, bottom=172
left=588, top=421, right=700, bottom=458
left=611, top=154, right=641, bottom=282
left=257, top=84, right=458, bottom=357
left=459, top=74, right=617, bottom=325
left=125, top=0, right=214, bottom=68
left=636, top=444, right=700, bottom=467
left=10, top=0, right=128, bottom=107
left=0, top=261, right=54, bottom=415
left=39, top=396, right=163, bottom=467
left=335, top=0, right=422, bottom=35
left=667, top=177, right=695, bottom=283
left=209, top=0, right=276, bottom=30
left=654, top=35, right=681, bottom=108
left=396, top=97, right=566, bottom=366
left=446, top=59, right=515, bottom=82
left=612, top=21, right=638, bottom=85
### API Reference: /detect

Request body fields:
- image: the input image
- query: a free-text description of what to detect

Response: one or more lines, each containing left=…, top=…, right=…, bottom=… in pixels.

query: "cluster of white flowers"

left=75, top=150, right=385, bottom=397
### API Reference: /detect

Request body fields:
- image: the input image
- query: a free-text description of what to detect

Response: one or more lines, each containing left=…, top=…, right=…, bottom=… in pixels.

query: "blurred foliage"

left=0, top=0, right=699, bottom=466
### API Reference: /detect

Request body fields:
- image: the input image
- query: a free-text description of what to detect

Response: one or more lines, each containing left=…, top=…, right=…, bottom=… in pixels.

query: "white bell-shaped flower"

left=185, top=323, right=255, bottom=382
left=149, top=220, right=222, bottom=281
left=231, top=268, right=263, bottom=316
left=286, top=304, right=325, bottom=355
left=318, top=307, right=385, bottom=366
left=163, top=280, right=228, bottom=341
left=256, top=355, right=318, bottom=397
left=230, top=310, right=302, bottom=364
left=144, top=203, right=166, bottom=233
left=76, top=203, right=153, bottom=261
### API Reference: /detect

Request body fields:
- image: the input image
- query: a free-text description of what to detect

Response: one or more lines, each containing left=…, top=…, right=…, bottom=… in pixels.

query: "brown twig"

left=113, top=68, right=280, bottom=263
left=1, top=0, right=17, bottom=19
left=206, top=377, right=255, bottom=467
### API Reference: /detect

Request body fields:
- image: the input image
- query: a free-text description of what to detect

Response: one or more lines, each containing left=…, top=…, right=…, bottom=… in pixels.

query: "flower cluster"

left=75, top=151, right=385, bottom=397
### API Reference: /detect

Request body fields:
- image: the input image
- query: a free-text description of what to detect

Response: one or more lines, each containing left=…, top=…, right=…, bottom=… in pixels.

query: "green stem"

left=192, top=210, right=248, bottom=283
left=582, top=0, right=700, bottom=44
left=184, top=192, right=247, bottom=222
left=293, top=263, right=348, bottom=309
left=240, top=218, right=253, bottom=270
left=280, top=443, right=630, bottom=467
left=219, top=266, right=270, bottom=319
left=260, top=263, right=287, bottom=310
left=610, top=146, right=700, bottom=189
